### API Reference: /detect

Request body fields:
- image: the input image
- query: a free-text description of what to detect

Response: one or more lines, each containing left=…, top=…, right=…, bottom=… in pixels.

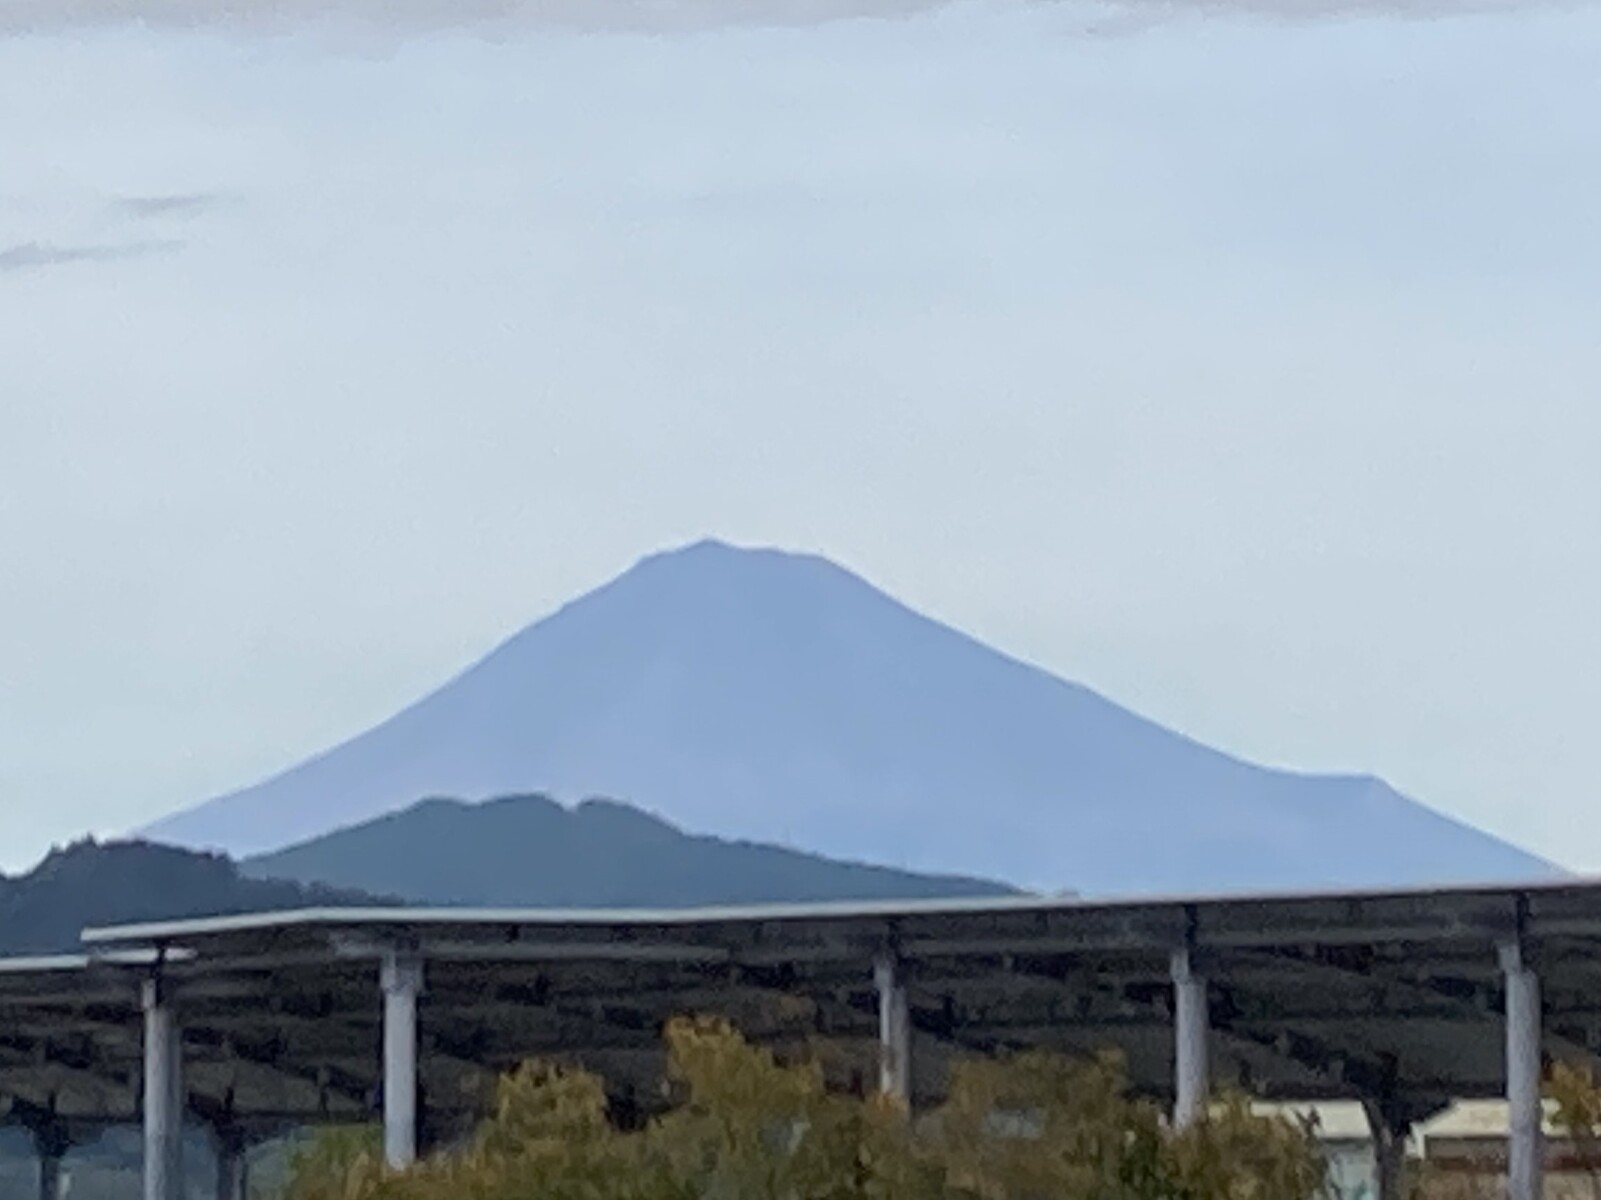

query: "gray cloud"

left=116, top=193, right=233, bottom=220
left=0, top=239, right=184, bottom=273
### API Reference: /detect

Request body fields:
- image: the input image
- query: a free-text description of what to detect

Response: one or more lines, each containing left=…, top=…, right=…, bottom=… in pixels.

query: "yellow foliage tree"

left=279, top=1127, right=386, bottom=1200
left=931, top=1049, right=1168, bottom=1200
left=280, top=1018, right=1326, bottom=1200
left=1165, top=1092, right=1328, bottom=1200
left=637, top=1016, right=947, bottom=1200
left=1549, top=1059, right=1601, bottom=1200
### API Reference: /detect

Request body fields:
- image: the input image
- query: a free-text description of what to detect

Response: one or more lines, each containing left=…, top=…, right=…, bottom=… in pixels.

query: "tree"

left=1166, top=1092, right=1328, bottom=1200
left=279, top=1126, right=386, bottom=1200
left=931, top=1049, right=1168, bottom=1200
left=280, top=1019, right=1327, bottom=1200
left=1549, top=1059, right=1601, bottom=1200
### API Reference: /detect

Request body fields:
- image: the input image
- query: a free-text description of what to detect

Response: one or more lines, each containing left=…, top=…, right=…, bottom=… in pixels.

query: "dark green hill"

left=0, top=839, right=383, bottom=956
left=245, top=793, right=1020, bottom=908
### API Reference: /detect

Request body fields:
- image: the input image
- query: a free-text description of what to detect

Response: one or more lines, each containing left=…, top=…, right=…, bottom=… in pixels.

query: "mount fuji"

left=141, top=539, right=1555, bottom=895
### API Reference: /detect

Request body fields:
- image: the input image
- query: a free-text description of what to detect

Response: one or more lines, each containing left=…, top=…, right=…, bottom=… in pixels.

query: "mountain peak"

left=647, top=536, right=764, bottom=561
left=635, top=536, right=807, bottom=567
left=140, top=542, right=1558, bottom=894
left=620, top=538, right=863, bottom=597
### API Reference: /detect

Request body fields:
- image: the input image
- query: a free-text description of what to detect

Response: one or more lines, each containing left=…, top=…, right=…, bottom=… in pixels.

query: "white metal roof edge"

left=81, top=893, right=1064, bottom=944
left=79, top=871, right=1590, bottom=948
left=0, top=953, right=91, bottom=974
left=0, top=948, right=168, bottom=974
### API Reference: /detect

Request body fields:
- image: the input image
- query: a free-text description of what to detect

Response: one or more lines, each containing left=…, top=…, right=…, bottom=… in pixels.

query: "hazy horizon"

left=4, top=0, right=1599, bottom=875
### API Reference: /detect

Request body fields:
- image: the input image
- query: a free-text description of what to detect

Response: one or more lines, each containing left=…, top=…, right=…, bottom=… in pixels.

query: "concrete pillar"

left=1362, top=1102, right=1410, bottom=1200
left=39, top=1152, right=63, bottom=1200
left=214, top=1129, right=248, bottom=1200
left=1501, top=940, right=1543, bottom=1200
left=381, top=952, right=424, bottom=1171
left=1373, top=1128, right=1407, bottom=1200
left=143, top=978, right=185, bottom=1200
left=873, top=953, right=911, bottom=1104
left=1171, top=947, right=1209, bottom=1130
left=32, top=1123, right=70, bottom=1200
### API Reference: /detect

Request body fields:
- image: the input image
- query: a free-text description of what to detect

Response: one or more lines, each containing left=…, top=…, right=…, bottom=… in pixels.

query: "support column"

left=1361, top=1101, right=1410, bottom=1200
left=1501, top=940, right=1543, bottom=1200
left=143, top=978, right=185, bottom=1200
left=214, top=1127, right=248, bottom=1200
left=1170, top=947, right=1210, bottom=1130
left=39, top=1152, right=63, bottom=1200
left=873, top=953, right=911, bottom=1105
left=381, top=952, right=424, bottom=1171
left=31, top=1122, right=70, bottom=1200
left=1374, top=1128, right=1406, bottom=1200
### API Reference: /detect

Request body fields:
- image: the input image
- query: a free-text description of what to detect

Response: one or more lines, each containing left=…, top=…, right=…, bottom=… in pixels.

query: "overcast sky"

left=2, top=0, right=1598, bottom=875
